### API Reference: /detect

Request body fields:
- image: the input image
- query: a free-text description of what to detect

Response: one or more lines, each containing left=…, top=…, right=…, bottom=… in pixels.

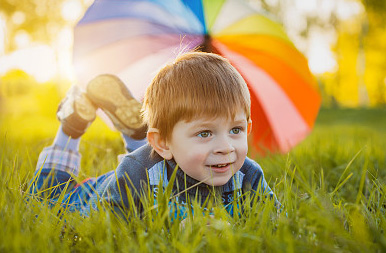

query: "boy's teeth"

left=214, top=164, right=227, bottom=168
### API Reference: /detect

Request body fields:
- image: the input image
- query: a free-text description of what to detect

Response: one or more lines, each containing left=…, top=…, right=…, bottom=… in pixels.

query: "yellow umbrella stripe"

left=214, top=14, right=291, bottom=43
left=202, top=0, right=226, bottom=32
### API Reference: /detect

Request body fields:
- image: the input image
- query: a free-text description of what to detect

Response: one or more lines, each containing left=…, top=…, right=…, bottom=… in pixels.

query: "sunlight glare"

left=15, top=30, right=30, bottom=48
left=0, top=45, right=57, bottom=83
left=0, top=16, right=5, bottom=55
left=295, top=0, right=317, bottom=13
left=266, top=0, right=279, bottom=6
left=285, top=8, right=307, bottom=32
left=61, top=0, right=83, bottom=22
left=336, top=1, right=363, bottom=20
left=284, top=0, right=363, bottom=74
left=56, top=27, right=76, bottom=81
left=12, top=11, right=26, bottom=25
left=307, top=31, right=337, bottom=74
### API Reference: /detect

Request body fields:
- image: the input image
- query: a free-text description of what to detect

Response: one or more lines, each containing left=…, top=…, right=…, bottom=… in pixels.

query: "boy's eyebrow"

left=189, top=121, right=216, bottom=129
left=189, top=118, right=247, bottom=129
left=233, top=119, right=248, bottom=125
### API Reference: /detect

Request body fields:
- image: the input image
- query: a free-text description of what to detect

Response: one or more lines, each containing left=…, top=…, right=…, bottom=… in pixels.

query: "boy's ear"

left=247, top=120, right=252, bottom=135
left=147, top=128, right=173, bottom=160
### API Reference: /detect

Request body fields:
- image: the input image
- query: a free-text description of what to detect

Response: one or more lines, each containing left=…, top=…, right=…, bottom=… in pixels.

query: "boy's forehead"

left=183, top=110, right=248, bottom=124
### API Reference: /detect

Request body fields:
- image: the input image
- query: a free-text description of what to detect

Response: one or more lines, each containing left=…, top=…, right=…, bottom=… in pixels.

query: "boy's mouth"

left=208, top=163, right=233, bottom=173
left=211, top=163, right=229, bottom=168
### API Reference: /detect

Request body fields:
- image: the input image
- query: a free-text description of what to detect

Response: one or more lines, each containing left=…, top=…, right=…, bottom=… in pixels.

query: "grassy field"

left=1, top=85, right=386, bottom=252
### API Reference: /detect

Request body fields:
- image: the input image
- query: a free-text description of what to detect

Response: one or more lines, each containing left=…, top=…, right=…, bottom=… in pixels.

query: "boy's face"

left=166, top=110, right=250, bottom=186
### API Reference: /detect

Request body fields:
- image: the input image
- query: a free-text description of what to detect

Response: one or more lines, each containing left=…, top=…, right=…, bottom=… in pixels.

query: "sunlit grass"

left=1, top=84, right=385, bottom=251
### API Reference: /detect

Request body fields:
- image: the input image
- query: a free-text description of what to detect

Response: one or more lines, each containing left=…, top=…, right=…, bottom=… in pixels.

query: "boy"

left=31, top=52, right=277, bottom=219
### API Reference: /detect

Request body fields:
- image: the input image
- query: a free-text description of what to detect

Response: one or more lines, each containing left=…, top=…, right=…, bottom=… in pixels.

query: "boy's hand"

left=179, top=217, right=188, bottom=230
left=179, top=215, right=230, bottom=230
left=206, top=215, right=231, bottom=229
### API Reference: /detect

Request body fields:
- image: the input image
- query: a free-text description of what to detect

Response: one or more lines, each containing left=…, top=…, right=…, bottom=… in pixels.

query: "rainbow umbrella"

left=73, top=0, right=321, bottom=154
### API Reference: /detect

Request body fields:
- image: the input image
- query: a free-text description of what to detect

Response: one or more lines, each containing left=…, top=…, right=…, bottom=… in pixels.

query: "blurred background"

left=1, top=2, right=385, bottom=251
left=1, top=0, right=385, bottom=153
left=1, top=0, right=385, bottom=108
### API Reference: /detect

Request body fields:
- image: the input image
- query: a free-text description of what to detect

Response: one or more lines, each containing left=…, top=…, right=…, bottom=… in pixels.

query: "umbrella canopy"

left=73, top=0, right=321, bottom=154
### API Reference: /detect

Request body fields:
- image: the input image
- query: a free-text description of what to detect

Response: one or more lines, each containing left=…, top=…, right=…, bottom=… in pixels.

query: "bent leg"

left=29, top=145, right=81, bottom=200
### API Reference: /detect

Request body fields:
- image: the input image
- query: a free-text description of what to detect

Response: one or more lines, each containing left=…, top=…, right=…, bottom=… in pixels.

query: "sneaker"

left=57, top=85, right=96, bottom=139
left=86, top=74, right=147, bottom=140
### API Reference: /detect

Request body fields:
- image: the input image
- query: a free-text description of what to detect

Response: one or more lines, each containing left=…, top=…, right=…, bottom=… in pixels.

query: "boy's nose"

left=213, top=136, right=235, bottom=154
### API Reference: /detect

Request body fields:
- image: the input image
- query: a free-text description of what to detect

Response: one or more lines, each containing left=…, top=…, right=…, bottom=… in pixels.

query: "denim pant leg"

left=29, top=145, right=81, bottom=200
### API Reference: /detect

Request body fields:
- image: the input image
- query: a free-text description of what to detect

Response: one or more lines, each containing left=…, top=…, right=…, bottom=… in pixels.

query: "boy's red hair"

left=142, top=52, right=251, bottom=141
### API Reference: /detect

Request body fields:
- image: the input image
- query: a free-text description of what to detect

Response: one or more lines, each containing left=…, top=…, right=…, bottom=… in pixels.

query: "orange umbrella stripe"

left=221, top=44, right=321, bottom=127
left=252, top=54, right=320, bottom=127
left=249, top=91, right=280, bottom=154
left=215, top=35, right=316, bottom=88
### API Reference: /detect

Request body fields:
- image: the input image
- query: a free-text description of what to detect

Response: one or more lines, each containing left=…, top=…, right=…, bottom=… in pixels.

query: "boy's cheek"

left=236, top=142, right=248, bottom=156
left=174, top=150, right=205, bottom=168
left=186, top=152, right=207, bottom=165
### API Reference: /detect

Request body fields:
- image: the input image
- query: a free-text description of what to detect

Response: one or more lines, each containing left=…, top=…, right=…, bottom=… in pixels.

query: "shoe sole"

left=57, top=86, right=96, bottom=138
left=86, top=74, right=144, bottom=131
left=74, top=94, right=96, bottom=121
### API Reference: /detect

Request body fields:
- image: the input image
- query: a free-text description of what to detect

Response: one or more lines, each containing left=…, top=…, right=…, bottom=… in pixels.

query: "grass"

left=1, top=85, right=386, bottom=252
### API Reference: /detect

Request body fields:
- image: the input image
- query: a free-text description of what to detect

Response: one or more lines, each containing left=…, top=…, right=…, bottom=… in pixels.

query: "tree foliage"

left=255, top=0, right=386, bottom=106
left=361, top=0, right=386, bottom=23
left=0, top=0, right=86, bottom=52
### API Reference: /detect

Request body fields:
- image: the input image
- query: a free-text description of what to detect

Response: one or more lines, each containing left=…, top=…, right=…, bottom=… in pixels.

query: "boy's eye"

left=197, top=131, right=211, bottom=138
left=230, top=127, right=242, bottom=134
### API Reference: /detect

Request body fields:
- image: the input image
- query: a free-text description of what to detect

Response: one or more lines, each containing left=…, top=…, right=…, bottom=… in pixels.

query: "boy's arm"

left=97, top=145, right=161, bottom=219
left=98, top=155, right=149, bottom=219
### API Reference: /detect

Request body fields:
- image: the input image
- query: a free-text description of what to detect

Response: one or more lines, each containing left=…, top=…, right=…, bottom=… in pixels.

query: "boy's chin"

left=204, top=177, right=232, bottom=187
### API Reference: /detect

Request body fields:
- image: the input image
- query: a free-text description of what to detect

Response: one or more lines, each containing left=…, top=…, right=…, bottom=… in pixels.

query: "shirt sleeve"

left=95, top=153, right=153, bottom=220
